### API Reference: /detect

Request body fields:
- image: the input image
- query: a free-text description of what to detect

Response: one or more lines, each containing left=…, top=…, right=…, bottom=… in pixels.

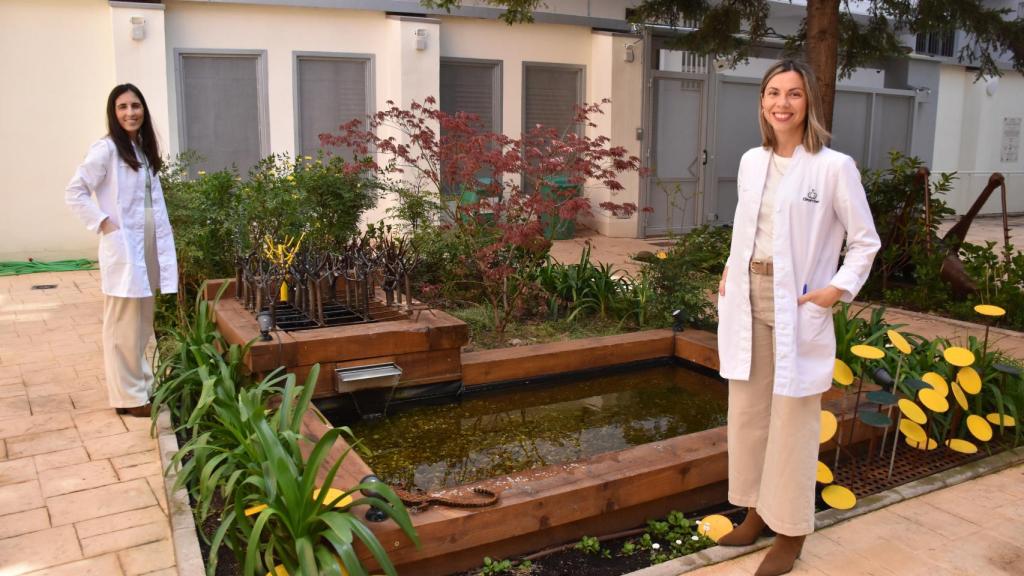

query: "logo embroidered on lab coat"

left=802, top=188, right=819, bottom=203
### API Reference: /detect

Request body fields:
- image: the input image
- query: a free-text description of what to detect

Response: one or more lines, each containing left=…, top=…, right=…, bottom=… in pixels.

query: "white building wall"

left=582, top=33, right=645, bottom=238
left=164, top=1, right=395, bottom=158
left=0, top=0, right=115, bottom=262
left=439, top=17, right=594, bottom=141
left=933, top=65, right=1024, bottom=215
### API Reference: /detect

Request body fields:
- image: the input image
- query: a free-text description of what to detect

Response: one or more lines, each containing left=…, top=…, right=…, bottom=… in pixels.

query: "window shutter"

left=180, top=54, right=262, bottom=176
left=297, top=57, right=370, bottom=159
left=440, top=61, right=499, bottom=133
left=524, top=65, right=582, bottom=137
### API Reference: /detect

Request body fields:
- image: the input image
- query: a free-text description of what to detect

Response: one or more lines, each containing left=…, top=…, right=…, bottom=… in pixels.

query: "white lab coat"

left=718, top=145, right=880, bottom=397
left=66, top=137, right=178, bottom=297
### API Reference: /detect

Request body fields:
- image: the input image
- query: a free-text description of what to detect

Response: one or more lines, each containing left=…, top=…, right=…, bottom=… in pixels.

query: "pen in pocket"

left=802, top=283, right=808, bottom=295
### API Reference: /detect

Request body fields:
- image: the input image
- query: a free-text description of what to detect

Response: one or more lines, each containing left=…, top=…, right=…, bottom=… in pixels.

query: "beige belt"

left=749, top=259, right=774, bottom=276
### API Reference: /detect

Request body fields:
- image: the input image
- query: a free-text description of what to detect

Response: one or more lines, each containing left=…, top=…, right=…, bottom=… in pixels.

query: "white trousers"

left=101, top=207, right=160, bottom=408
left=727, top=271, right=822, bottom=536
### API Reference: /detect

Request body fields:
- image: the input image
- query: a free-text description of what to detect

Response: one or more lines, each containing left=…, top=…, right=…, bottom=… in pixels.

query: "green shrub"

left=639, top=224, right=731, bottom=330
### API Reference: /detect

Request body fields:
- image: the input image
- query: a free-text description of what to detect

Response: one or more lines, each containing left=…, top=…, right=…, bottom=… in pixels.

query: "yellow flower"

left=656, top=251, right=668, bottom=260
left=197, top=170, right=206, bottom=176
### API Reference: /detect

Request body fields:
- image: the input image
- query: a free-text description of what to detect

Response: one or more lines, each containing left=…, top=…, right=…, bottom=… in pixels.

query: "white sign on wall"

left=1002, top=117, right=1021, bottom=163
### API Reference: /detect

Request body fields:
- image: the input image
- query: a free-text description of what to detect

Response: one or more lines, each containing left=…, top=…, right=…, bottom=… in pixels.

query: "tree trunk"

left=805, top=0, right=841, bottom=133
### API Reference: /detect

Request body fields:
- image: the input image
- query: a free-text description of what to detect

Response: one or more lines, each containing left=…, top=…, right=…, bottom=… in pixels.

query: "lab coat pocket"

left=796, top=302, right=836, bottom=389
left=796, top=302, right=834, bottom=357
left=99, top=229, right=128, bottom=267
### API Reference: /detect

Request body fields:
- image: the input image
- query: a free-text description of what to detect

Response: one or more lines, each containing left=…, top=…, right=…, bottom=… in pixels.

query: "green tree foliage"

left=423, top=0, right=1024, bottom=128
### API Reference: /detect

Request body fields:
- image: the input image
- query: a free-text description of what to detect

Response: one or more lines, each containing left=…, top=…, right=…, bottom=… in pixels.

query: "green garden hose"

left=0, top=259, right=97, bottom=276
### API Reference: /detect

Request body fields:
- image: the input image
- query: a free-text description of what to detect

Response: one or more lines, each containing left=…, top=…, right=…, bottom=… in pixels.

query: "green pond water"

left=331, top=363, right=728, bottom=492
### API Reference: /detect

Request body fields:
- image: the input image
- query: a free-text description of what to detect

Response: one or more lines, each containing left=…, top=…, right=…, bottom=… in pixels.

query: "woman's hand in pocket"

left=798, top=285, right=842, bottom=309
left=99, top=217, right=119, bottom=236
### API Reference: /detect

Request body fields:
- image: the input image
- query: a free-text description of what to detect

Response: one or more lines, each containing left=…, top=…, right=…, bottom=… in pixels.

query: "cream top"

left=752, top=152, right=792, bottom=261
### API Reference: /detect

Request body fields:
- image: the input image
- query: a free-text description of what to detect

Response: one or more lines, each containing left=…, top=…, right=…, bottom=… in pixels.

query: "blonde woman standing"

left=715, top=60, right=880, bottom=575
left=66, top=84, right=178, bottom=417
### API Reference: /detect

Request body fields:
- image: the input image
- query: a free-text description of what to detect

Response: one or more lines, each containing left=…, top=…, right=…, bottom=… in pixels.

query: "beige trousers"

left=728, top=271, right=822, bottom=536
left=101, top=208, right=160, bottom=408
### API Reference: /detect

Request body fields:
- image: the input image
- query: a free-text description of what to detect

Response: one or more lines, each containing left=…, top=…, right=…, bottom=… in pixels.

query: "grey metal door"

left=645, top=74, right=706, bottom=237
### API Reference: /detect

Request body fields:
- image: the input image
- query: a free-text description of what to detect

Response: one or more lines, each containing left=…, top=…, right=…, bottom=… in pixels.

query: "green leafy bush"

left=639, top=224, right=732, bottom=330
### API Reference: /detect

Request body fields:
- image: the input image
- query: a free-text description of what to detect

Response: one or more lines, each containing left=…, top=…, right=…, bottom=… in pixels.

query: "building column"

left=109, top=1, right=171, bottom=155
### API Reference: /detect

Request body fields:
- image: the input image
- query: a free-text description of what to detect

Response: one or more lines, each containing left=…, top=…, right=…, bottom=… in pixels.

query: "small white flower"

left=675, top=539, right=682, bottom=545
left=651, top=543, right=660, bottom=550
left=691, top=535, right=699, bottom=541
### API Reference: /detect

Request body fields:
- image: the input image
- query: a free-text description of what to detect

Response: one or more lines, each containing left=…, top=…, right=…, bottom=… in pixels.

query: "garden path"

left=0, top=269, right=178, bottom=576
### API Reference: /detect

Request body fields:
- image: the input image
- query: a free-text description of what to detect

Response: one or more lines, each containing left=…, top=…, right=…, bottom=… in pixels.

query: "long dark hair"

left=106, top=83, right=163, bottom=173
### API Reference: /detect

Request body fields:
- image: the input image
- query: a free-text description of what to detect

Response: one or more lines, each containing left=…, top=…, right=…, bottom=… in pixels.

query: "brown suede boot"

left=717, top=507, right=767, bottom=546
left=116, top=403, right=152, bottom=418
left=754, top=534, right=805, bottom=576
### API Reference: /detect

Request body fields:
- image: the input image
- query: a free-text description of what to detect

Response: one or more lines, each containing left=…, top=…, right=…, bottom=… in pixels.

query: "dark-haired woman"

left=66, top=84, right=178, bottom=417
left=715, top=61, right=880, bottom=575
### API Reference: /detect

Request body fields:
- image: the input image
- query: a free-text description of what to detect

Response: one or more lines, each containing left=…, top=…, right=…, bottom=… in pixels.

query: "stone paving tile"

left=0, top=480, right=45, bottom=516
left=83, top=430, right=156, bottom=460
left=21, top=553, right=122, bottom=576
left=69, top=389, right=110, bottom=410
left=6, top=427, right=82, bottom=459
left=116, top=459, right=163, bottom=482
left=121, top=414, right=155, bottom=432
left=921, top=530, right=1024, bottom=576
left=39, top=460, right=119, bottom=498
left=147, top=474, right=169, bottom=514
left=0, top=439, right=7, bottom=460
left=73, top=408, right=128, bottom=439
left=0, top=525, right=83, bottom=575
left=0, top=457, right=37, bottom=486
left=0, top=382, right=27, bottom=398
left=139, top=569, right=177, bottom=576
left=46, top=478, right=157, bottom=526
left=22, top=368, right=77, bottom=388
left=111, top=450, right=159, bottom=471
left=75, top=506, right=168, bottom=540
left=118, top=538, right=176, bottom=576
left=0, top=396, right=32, bottom=419
left=80, top=516, right=170, bottom=558
left=885, top=497, right=985, bottom=540
left=29, top=394, right=74, bottom=415
left=0, top=366, right=21, bottom=380
left=0, top=507, right=50, bottom=539
left=24, top=381, right=81, bottom=398
left=56, top=349, right=102, bottom=367
left=34, top=447, right=90, bottom=472
left=0, top=413, right=74, bottom=440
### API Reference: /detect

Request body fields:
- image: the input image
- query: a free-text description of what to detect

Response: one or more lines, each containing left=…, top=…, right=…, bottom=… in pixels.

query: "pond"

left=319, top=361, right=728, bottom=491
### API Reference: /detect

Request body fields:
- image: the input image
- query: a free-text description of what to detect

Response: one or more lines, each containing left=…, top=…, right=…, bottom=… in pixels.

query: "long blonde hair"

left=758, top=59, right=831, bottom=154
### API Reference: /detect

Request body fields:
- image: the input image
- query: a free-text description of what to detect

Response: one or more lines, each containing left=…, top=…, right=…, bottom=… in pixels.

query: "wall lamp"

left=415, top=29, right=428, bottom=51
left=130, top=16, right=146, bottom=41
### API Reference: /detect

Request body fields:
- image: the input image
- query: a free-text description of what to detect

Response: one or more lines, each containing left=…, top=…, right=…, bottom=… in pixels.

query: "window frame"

left=439, top=57, right=503, bottom=135
left=521, top=61, right=586, bottom=138
left=292, top=51, right=376, bottom=159
left=174, top=48, right=271, bottom=168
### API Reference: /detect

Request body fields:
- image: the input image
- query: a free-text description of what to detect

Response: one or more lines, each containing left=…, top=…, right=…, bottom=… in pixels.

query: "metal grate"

left=827, top=437, right=1010, bottom=501
left=267, top=300, right=410, bottom=332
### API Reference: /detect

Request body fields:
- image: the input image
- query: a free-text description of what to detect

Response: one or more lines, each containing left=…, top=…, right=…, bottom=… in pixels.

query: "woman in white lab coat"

left=66, top=84, right=178, bottom=417
left=714, top=61, right=879, bottom=576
